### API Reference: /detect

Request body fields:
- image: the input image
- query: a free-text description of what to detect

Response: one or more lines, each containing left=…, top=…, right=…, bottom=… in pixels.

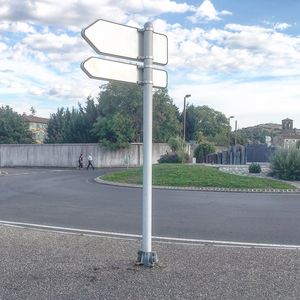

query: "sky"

left=0, top=0, right=300, bottom=129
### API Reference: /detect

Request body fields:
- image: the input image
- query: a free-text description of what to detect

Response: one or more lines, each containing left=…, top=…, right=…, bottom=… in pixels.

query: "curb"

left=95, top=177, right=300, bottom=194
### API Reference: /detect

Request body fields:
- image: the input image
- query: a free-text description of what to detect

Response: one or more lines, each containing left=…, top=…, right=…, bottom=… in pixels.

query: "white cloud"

left=160, top=21, right=300, bottom=78
left=189, top=0, right=232, bottom=23
left=0, top=42, right=8, bottom=52
left=120, top=0, right=191, bottom=14
left=0, top=0, right=193, bottom=30
left=0, top=1, right=299, bottom=128
left=169, top=77, right=300, bottom=128
left=22, top=32, right=80, bottom=52
left=0, top=21, right=36, bottom=33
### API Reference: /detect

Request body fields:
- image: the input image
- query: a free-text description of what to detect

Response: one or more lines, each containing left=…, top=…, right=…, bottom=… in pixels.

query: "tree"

left=45, top=108, right=66, bottom=143
left=93, top=83, right=181, bottom=149
left=30, top=106, right=36, bottom=116
left=153, top=89, right=181, bottom=142
left=238, top=126, right=270, bottom=144
left=0, top=105, right=34, bottom=144
left=45, top=98, right=99, bottom=143
left=229, top=131, right=248, bottom=146
left=96, top=82, right=143, bottom=143
left=92, top=112, right=135, bottom=150
left=185, top=105, right=229, bottom=144
left=194, top=142, right=216, bottom=163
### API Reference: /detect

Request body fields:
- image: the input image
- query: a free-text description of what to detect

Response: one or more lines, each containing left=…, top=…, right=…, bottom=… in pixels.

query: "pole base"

left=136, top=250, right=158, bottom=267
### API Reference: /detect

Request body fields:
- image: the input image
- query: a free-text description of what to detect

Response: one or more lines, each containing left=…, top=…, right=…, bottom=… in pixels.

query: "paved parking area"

left=0, top=225, right=299, bottom=300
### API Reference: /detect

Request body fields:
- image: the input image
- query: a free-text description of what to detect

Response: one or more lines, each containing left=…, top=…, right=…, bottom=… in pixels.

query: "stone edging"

left=95, top=177, right=300, bottom=194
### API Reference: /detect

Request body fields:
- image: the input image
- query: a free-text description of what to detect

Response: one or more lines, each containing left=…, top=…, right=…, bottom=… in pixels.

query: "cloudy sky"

left=1, top=0, right=300, bottom=129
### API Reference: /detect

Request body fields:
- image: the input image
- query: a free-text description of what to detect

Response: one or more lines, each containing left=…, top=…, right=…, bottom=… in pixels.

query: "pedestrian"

left=78, top=153, right=83, bottom=169
left=86, top=154, right=94, bottom=170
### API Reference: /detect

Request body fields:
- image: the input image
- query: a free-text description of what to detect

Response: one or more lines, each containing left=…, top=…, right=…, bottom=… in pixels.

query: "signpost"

left=82, top=19, right=168, bottom=65
left=81, top=57, right=168, bottom=88
left=81, top=19, right=168, bottom=267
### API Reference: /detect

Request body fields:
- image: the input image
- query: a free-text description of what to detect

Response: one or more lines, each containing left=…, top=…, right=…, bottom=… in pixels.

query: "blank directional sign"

left=81, top=57, right=168, bottom=88
left=82, top=19, right=168, bottom=65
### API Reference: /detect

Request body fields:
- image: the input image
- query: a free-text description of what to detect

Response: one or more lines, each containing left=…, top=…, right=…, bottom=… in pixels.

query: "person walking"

left=78, top=153, right=83, bottom=169
left=86, top=154, right=94, bottom=170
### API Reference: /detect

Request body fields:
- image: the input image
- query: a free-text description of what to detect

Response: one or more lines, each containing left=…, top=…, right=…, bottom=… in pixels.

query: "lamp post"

left=183, top=94, right=191, bottom=141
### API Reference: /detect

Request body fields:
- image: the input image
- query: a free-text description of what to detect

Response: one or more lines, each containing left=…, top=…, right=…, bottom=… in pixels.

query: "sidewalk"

left=0, top=225, right=299, bottom=300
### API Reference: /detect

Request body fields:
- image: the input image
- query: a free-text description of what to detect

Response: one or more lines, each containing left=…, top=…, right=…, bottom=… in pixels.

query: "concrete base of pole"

left=136, top=250, right=158, bottom=267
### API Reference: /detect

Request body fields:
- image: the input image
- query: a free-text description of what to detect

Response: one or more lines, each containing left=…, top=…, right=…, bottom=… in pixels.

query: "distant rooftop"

left=22, top=113, right=49, bottom=124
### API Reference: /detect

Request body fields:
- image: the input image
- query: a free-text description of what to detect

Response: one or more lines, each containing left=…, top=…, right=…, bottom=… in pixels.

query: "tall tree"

left=46, top=82, right=181, bottom=148
left=93, top=82, right=181, bottom=149
left=185, top=105, right=229, bottom=143
left=0, top=105, right=34, bottom=144
left=153, top=89, right=181, bottom=142
left=96, top=82, right=143, bottom=143
left=45, top=98, right=99, bottom=143
left=30, top=106, right=36, bottom=116
left=45, top=108, right=66, bottom=143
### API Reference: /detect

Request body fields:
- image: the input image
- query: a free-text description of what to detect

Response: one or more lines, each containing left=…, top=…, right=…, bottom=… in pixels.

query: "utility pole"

left=228, top=116, right=234, bottom=147
left=235, top=120, right=238, bottom=146
left=183, top=94, right=191, bottom=141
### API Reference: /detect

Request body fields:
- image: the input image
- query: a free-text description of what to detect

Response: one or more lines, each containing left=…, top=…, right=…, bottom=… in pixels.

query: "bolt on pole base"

left=136, top=250, right=158, bottom=267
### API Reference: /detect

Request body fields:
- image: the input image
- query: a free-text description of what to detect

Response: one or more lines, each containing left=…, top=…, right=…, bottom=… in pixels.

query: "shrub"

left=194, top=142, right=216, bottom=163
left=270, top=147, right=300, bottom=180
left=165, top=136, right=189, bottom=163
left=168, top=136, right=185, bottom=152
left=158, top=152, right=182, bottom=164
left=248, top=163, right=261, bottom=173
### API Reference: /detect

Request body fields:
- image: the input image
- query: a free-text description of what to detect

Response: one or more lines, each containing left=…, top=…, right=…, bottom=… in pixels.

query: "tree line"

left=1, top=82, right=234, bottom=148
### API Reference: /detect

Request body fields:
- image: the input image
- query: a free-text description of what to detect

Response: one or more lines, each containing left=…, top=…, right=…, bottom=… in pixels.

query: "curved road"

left=0, top=168, right=299, bottom=245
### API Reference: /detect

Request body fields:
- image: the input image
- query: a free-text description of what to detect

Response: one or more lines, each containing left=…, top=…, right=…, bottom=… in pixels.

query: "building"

left=274, top=118, right=300, bottom=148
left=22, top=113, right=49, bottom=144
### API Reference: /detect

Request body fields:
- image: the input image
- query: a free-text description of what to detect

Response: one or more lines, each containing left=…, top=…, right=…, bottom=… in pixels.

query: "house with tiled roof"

left=22, top=113, right=49, bottom=143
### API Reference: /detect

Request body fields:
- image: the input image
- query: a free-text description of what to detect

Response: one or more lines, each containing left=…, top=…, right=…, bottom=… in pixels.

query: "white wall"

left=0, top=143, right=171, bottom=168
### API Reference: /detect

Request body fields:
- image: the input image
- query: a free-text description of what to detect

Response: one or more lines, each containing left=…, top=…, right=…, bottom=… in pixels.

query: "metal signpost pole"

left=136, top=22, right=158, bottom=267
left=81, top=19, right=167, bottom=267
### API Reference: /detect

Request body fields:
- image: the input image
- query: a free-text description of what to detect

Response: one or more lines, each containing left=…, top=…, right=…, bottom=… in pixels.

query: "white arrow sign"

left=82, top=19, right=168, bottom=65
left=81, top=57, right=168, bottom=88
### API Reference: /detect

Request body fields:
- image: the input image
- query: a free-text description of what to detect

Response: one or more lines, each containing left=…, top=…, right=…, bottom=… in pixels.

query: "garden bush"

left=162, top=136, right=190, bottom=163
left=248, top=163, right=261, bottom=173
left=158, top=152, right=182, bottom=164
left=270, top=147, right=300, bottom=180
left=168, top=136, right=185, bottom=152
left=194, top=142, right=216, bottom=163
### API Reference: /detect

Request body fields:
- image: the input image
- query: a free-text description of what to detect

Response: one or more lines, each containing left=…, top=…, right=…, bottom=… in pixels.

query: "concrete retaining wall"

left=0, top=143, right=170, bottom=168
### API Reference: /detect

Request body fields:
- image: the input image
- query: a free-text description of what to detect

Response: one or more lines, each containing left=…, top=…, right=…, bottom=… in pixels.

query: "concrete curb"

left=95, top=177, right=300, bottom=194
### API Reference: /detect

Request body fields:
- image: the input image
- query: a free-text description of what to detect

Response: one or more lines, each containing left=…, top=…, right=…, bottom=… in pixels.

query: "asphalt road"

left=0, top=167, right=300, bottom=245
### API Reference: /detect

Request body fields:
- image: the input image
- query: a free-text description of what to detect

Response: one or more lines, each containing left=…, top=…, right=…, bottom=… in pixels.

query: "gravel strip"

left=0, top=225, right=299, bottom=300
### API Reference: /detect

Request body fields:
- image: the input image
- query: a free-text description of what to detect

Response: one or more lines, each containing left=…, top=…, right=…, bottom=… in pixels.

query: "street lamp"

left=183, top=94, right=191, bottom=141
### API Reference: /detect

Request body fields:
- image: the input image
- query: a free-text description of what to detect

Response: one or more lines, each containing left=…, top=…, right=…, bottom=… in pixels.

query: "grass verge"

left=101, top=164, right=295, bottom=190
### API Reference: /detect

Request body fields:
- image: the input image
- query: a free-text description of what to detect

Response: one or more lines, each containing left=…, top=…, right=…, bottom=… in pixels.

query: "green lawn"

left=102, top=164, right=295, bottom=190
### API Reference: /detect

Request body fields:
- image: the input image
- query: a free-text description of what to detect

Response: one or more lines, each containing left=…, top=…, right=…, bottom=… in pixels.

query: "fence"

left=205, top=145, right=246, bottom=165
left=246, top=144, right=276, bottom=163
